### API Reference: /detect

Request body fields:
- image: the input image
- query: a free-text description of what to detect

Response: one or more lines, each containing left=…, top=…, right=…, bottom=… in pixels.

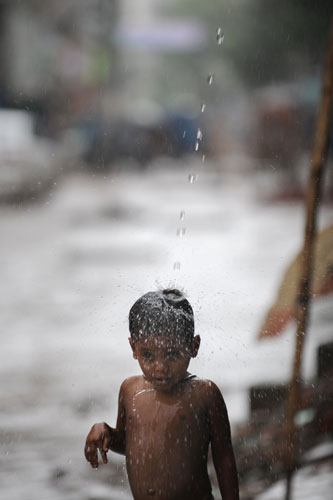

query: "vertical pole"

left=283, top=20, right=333, bottom=500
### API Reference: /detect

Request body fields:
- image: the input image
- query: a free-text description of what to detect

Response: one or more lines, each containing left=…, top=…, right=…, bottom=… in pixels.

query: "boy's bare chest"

left=125, top=387, right=208, bottom=447
left=124, top=384, right=211, bottom=498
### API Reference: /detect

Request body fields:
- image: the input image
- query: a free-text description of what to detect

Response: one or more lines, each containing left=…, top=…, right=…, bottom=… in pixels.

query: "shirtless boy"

left=84, top=289, right=239, bottom=500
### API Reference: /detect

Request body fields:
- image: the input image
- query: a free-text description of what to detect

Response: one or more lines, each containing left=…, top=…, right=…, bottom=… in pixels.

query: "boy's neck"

left=141, top=372, right=195, bottom=393
left=142, top=372, right=194, bottom=380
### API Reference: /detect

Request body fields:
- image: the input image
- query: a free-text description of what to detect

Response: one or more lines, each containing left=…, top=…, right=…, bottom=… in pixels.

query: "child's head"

left=129, top=288, right=194, bottom=344
left=129, top=289, right=199, bottom=391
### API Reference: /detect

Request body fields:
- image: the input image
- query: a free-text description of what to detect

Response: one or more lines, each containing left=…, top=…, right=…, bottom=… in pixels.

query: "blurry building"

left=0, top=0, right=119, bottom=137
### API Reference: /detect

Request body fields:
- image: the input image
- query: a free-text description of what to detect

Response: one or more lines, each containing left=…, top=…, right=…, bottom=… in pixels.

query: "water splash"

left=176, top=228, right=186, bottom=237
left=216, top=27, right=224, bottom=45
left=207, top=73, right=214, bottom=85
left=134, top=388, right=155, bottom=400
left=188, top=174, right=198, bottom=184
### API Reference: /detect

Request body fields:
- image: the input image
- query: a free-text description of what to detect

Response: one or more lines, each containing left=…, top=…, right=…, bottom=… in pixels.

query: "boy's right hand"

left=84, top=422, right=112, bottom=468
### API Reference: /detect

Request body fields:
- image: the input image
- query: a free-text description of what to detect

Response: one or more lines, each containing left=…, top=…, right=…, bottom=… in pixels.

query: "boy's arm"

left=110, top=380, right=127, bottom=454
left=84, top=382, right=126, bottom=468
left=207, top=381, right=239, bottom=500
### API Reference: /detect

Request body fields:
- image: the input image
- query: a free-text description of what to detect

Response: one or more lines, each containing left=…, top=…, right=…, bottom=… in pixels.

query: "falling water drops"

left=207, top=73, right=214, bottom=85
left=201, top=154, right=206, bottom=164
left=176, top=228, right=186, bottom=237
left=188, top=174, right=198, bottom=184
left=201, top=103, right=206, bottom=113
left=195, top=129, right=202, bottom=152
left=180, top=210, right=185, bottom=221
left=216, top=27, right=224, bottom=45
left=173, top=262, right=181, bottom=270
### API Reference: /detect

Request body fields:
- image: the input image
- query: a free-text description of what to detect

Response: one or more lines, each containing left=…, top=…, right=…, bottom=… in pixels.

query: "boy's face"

left=129, top=335, right=200, bottom=392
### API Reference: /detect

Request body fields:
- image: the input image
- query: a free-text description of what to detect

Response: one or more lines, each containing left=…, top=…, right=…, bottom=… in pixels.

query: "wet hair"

left=129, top=289, right=194, bottom=343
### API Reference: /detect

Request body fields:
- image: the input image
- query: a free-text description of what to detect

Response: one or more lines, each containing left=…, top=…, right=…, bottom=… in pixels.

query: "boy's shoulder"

left=190, top=377, right=224, bottom=399
left=120, top=375, right=146, bottom=394
left=191, top=378, right=229, bottom=424
left=188, top=375, right=220, bottom=389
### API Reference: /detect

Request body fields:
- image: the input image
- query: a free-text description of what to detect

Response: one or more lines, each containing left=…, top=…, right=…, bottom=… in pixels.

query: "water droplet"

left=188, top=174, right=198, bottom=183
left=207, top=73, right=214, bottom=85
left=182, top=130, right=187, bottom=138
left=196, top=128, right=203, bottom=141
left=180, top=210, right=185, bottom=221
left=173, top=261, right=181, bottom=270
left=201, top=103, right=206, bottom=113
left=216, top=27, right=224, bottom=45
left=201, top=154, right=206, bottom=164
left=195, top=141, right=200, bottom=151
left=176, top=227, right=186, bottom=237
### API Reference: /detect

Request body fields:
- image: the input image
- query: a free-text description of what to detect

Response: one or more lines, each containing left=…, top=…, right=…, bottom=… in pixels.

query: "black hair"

left=129, top=289, right=194, bottom=343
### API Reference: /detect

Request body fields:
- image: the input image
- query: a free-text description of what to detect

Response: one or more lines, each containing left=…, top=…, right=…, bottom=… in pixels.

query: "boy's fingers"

left=89, top=454, right=99, bottom=468
left=100, top=448, right=108, bottom=464
left=84, top=442, right=93, bottom=458
left=89, top=456, right=99, bottom=469
left=84, top=443, right=91, bottom=461
left=85, top=443, right=98, bottom=468
left=102, top=433, right=110, bottom=452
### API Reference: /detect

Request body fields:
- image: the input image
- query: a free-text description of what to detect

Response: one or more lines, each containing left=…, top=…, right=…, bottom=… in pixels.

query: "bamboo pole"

left=284, top=20, right=333, bottom=500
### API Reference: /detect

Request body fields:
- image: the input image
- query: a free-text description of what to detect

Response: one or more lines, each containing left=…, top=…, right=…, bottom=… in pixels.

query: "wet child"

left=84, top=289, right=239, bottom=500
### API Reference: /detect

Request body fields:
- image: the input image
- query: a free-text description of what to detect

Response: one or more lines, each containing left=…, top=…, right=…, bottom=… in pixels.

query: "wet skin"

left=85, top=336, right=239, bottom=500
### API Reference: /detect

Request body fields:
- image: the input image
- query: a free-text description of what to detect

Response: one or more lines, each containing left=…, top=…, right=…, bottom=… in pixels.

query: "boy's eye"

left=141, top=351, right=152, bottom=359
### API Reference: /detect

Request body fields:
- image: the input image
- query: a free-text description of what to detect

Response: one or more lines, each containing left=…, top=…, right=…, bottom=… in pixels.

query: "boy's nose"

left=153, top=358, right=168, bottom=375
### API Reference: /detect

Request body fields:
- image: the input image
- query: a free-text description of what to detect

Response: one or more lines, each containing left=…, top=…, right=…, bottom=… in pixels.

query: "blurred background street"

left=0, top=1, right=332, bottom=499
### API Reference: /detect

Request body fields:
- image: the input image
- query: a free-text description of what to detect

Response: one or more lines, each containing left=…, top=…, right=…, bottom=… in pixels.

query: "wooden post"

left=284, top=20, right=333, bottom=500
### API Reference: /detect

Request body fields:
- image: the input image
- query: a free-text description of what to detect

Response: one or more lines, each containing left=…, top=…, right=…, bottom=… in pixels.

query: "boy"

left=84, top=289, right=239, bottom=500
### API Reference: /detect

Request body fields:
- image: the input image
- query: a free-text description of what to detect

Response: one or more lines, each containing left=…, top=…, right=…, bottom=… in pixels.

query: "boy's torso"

left=123, top=375, right=213, bottom=500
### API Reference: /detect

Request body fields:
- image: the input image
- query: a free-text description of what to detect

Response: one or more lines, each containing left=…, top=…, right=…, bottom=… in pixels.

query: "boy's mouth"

left=153, top=377, right=171, bottom=386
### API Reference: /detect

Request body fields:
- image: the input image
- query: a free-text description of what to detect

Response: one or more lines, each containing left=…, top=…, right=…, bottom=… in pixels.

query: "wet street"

left=1, top=158, right=332, bottom=499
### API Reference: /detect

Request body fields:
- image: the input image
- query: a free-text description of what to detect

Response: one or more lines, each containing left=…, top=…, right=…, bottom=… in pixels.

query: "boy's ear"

left=129, top=338, right=137, bottom=359
left=191, top=335, right=201, bottom=358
